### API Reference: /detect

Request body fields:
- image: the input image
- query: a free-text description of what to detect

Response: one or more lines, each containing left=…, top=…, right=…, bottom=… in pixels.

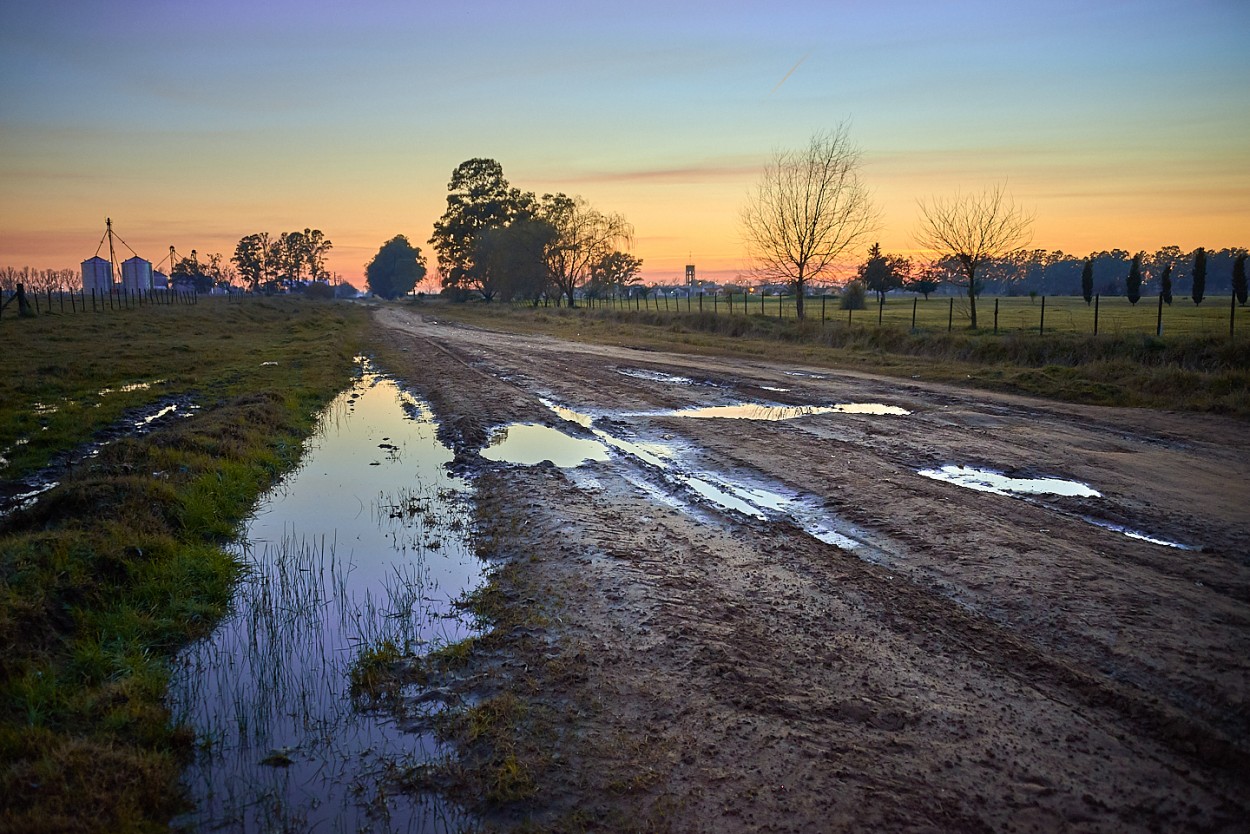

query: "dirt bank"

left=371, top=306, right=1250, bottom=832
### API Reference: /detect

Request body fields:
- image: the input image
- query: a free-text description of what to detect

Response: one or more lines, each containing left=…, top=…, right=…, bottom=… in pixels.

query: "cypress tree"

left=1233, top=253, right=1247, bottom=306
left=1126, top=253, right=1142, bottom=305
left=1192, top=247, right=1207, bottom=305
left=1160, top=264, right=1173, bottom=305
left=1081, top=258, right=1093, bottom=304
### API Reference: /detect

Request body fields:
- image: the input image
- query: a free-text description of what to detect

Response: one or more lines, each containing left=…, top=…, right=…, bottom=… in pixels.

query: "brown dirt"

left=371, top=306, right=1250, bottom=833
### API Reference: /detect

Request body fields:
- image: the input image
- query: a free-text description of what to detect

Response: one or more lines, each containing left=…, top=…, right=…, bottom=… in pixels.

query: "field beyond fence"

left=560, top=291, right=1250, bottom=340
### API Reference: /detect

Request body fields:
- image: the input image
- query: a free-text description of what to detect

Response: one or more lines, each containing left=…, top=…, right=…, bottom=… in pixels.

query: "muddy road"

left=372, top=307, right=1250, bottom=832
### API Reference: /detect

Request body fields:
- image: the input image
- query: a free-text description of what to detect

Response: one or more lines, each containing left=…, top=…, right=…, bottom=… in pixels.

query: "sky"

left=1, top=0, right=1247, bottom=286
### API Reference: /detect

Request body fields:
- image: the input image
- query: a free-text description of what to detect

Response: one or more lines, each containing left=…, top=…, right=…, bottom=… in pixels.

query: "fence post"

left=1094, top=294, right=1100, bottom=335
left=1232, top=291, right=1237, bottom=341
left=821, top=294, right=826, bottom=321
left=878, top=298, right=884, bottom=326
left=1039, top=295, right=1046, bottom=335
left=948, top=297, right=953, bottom=332
left=912, top=297, right=918, bottom=331
left=779, top=295, right=783, bottom=320
left=994, top=298, right=999, bottom=334
left=847, top=306, right=852, bottom=327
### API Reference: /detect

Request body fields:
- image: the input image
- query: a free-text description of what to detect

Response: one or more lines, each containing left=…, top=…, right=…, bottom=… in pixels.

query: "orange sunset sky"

left=2, top=1, right=1247, bottom=286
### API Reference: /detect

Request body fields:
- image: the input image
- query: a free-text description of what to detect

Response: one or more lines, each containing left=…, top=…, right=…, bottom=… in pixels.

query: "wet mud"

left=371, top=307, right=1250, bottom=832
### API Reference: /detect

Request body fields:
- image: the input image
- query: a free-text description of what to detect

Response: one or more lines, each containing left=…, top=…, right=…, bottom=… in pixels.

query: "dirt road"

left=372, top=306, right=1250, bottom=832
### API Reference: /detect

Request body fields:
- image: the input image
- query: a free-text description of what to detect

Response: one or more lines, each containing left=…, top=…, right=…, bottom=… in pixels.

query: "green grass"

left=578, top=292, right=1250, bottom=339
left=0, top=296, right=367, bottom=832
left=420, top=296, right=1250, bottom=416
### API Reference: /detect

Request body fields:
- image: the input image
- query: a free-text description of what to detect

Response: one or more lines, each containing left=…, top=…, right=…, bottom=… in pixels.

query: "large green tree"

left=471, top=218, right=556, bottom=302
left=429, top=159, right=535, bottom=297
left=366, top=235, right=426, bottom=299
left=232, top=234, right=269, bottom=291
left=588, top=251, right=644, bottom=298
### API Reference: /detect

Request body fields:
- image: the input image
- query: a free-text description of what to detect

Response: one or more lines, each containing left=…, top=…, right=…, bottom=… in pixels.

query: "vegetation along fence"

left=542, top=291, right=1250, bottom=340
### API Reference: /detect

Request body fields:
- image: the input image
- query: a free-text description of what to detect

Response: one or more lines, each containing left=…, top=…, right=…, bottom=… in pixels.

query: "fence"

left=542, top=291, right=1249, bottom=340
left=0, top=284, right=199, bottom=320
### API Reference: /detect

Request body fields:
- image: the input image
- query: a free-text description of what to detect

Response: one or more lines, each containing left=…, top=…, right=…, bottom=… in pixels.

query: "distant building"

left=153, top=270, right=168, bottom=289
left=121, top=256, right=152, bottom=291
left=81, top=256, right=112, bottom=292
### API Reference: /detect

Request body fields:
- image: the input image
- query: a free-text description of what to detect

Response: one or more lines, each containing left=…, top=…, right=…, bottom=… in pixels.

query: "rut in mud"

left=372, top=306, right=1250, bottom=833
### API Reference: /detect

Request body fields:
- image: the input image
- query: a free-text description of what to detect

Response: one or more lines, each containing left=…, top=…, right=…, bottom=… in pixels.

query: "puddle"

left=920, top=464, right=1195, bottom=549
left=617, top=368, right=695, bottom=385
left=653, top=402, right=910, bottom=420
left=535, top=397, right=870, bottom=553
left=480, top=423, right=611, bottom=468
left=919, top=465, right=1101, bottom=498
left=783, top=371, right=828, bottom=379
left=0, top=398, right=199, bottom=518
left=97, top=379, right=165, bottom=396
left=1083, top=518, right=1195, bottom=550
left=759, top=386, right=791, bottom=393
left=168, top=362, right=480, bottom=832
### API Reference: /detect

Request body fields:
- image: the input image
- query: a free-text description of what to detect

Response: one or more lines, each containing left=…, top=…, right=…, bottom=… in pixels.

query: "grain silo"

left=122, top=256, right=153, bottom=291
left=153, top=270, right=168, bottom=289
left=81, top=256, right=112, bottom=292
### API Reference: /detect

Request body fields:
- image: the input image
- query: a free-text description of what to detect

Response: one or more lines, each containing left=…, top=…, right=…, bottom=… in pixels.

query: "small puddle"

left=617, top=368, right=696, bottom=385
left=0, top=398, right=199, bottom=517
left=1083, top=517, right=1195, bottom=550
left=168, top=361, right=480, bottom=832
left=653, top=402, right=910, bottom=420
left=480, top=423, right=610, bottom=468
left=919, top=465, right=1101, bottom=498
left=919, top=464, right=1194, bottom=549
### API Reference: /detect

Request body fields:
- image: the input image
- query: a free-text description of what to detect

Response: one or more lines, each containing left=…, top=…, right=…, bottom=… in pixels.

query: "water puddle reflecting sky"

left=169, top=362, right=480, bottom=833
left=919, top=465, right=1101, bottom=498
left=487, top=398, right=873, bottom=554
left=919, top=464, right=1192, bottom=549
left=654, top=402, right=910, bottom=420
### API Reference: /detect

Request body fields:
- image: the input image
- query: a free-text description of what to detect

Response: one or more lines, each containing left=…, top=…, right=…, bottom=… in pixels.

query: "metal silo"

left=81, top=256, right=112, bottom=292
left=122, top=256, right=153, bottom=291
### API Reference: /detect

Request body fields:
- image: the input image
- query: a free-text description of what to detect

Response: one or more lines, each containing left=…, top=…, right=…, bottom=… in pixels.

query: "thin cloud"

left=537, top=159, right=760, bottom=186
left=769, top=53, right=809, bottom=95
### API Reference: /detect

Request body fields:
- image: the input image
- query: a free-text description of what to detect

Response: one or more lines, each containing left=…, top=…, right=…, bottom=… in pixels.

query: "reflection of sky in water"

left=534, top=397, right=867, bottom=552
left=481, top=423, right=610, bottom=468
left=169, top=365, right=480, bottom=833
left=919, top=465, right=1101, bottom=498
left=653, top=402, right=910, bottom=420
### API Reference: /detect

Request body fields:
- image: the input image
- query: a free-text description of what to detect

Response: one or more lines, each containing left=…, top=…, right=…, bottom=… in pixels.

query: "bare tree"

left=540, top=193, right=633, bottom=307
left=741, top=126, right=876, bottom=320
left=915, top=183, right=1033, bottom=329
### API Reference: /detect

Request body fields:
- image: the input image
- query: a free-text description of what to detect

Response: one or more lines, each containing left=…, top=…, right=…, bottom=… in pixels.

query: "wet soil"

left=372, top=307, right=1250, bottom=832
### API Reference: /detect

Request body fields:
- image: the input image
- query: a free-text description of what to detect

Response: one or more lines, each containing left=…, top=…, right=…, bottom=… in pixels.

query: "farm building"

left=122, top=256, right=153, bottom=291
left=81, top=256, right=112, bottom=292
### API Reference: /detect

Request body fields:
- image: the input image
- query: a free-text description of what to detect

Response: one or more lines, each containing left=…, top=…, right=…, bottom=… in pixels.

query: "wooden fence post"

left=948, top=297, right=954, bottom=332
left=994, top=297, right=999, bottom=334
left=1039, top=295, right=1046, bottom=335
left=912, top=297, right=918, bottom=331
left=1094, top=294, right=1100, bottom=335
left=1232, top=291, right=1237, bottom=341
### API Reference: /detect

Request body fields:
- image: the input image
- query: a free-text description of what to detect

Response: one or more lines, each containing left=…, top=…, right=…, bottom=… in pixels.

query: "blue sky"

left=2, top=0, right=1246, bottom=283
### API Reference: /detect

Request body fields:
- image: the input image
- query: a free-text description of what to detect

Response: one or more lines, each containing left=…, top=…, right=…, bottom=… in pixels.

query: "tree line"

left=362, top=159, right=640, bottom=304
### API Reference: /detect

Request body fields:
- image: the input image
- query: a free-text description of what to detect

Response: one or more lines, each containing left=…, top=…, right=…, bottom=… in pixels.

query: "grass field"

left=427, top=296, right=1250, bottom=417
left=574, top=292, right=1250, bottom=339
left=0, top=297, right=367, bottom=832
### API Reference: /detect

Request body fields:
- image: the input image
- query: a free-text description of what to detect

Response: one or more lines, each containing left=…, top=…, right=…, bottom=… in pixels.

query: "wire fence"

left=0, top=285, right=201, bottom=320
left=545, top=291, right=1250, bottom=340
